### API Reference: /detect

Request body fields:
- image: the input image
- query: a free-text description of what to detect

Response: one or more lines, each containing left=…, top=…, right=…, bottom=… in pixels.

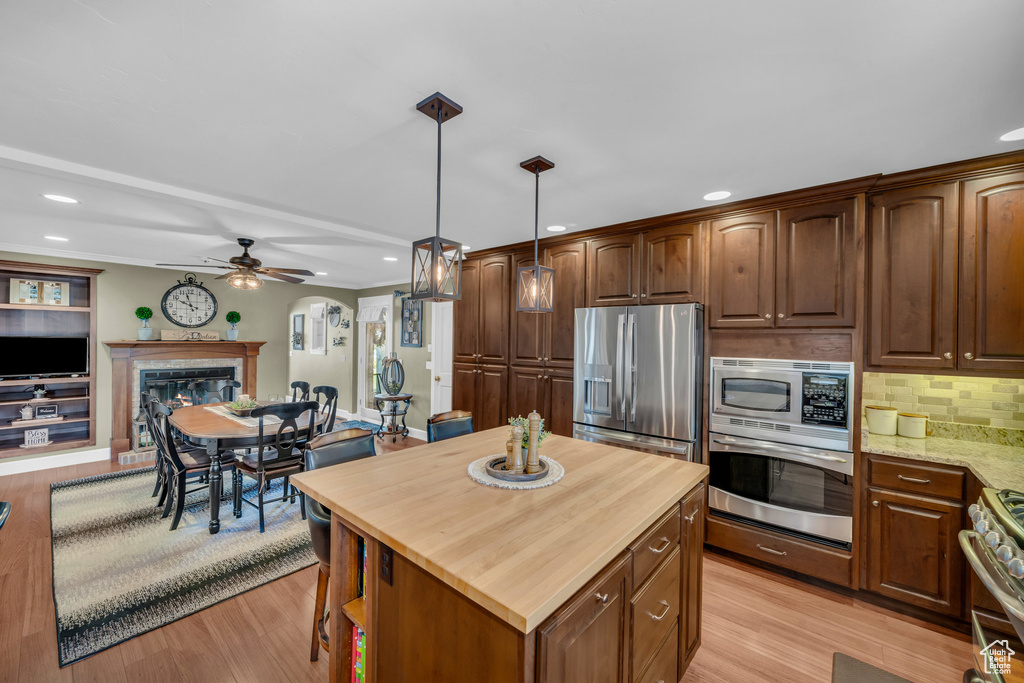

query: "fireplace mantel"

left=104, top=340, right=265, bottom=459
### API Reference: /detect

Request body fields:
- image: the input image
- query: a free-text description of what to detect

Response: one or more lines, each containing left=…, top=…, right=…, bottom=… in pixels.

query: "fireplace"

left=104, top=340, right=265, bottom=462
left=141, top=366, right=237, bottom=408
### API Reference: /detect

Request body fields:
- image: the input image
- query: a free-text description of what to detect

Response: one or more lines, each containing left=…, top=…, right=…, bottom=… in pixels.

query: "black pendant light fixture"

left=411, top=92, right=464, bottom=302
left=516, top=155, right=555, bottom=313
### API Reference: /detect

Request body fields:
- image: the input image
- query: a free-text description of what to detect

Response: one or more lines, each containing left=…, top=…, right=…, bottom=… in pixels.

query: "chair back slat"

left=311, top=385, right=339, bottom=434
left=290, top=381, right=311, bottom=403
left=252, top=401, right=319, bottom=470
left=189, top=380, right=241, bottom=405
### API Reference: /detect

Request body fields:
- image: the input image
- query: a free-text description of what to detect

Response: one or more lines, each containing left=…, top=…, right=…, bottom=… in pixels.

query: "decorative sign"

left=401, top=298, right=422, bottom=348
left=34, top=404, right=59, bottom=419
left=160, top=330, right=220, bottom=341
left=9, top=279, right=70, bottom=306
left=23, top=428, right=50, bottom=448
left=310, top=302, right=327, bottom=355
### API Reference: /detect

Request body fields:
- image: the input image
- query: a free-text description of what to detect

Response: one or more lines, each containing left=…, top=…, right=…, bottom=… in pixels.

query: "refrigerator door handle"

left=616, top=313, right=627, bottom=420
left=628, top=313, right=637, bottom=423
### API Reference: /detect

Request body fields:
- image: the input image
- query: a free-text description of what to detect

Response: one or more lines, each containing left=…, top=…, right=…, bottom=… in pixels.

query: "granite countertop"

left=862, top=431, right=1024, bottom=492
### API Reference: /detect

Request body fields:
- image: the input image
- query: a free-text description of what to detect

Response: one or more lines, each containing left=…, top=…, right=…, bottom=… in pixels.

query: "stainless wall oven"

left=708, top=434, right=854, bottom=547
left=710, top=357, right=854, bottom=451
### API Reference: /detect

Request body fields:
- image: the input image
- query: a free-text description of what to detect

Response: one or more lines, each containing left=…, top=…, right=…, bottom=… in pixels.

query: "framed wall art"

left=9, top=279, right=70, bottom=306
left=400, top=298, right=422, bottom=348
left=310, top=302, right=327, bottom=355
left=292, top=313, right=304, bottom=350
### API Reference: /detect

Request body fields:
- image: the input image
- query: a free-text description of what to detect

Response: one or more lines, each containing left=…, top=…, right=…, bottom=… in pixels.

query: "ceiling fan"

left=157, top=238, right=315, bottom=289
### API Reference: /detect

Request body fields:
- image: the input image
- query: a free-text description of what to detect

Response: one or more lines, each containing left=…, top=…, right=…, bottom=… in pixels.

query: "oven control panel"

left=801, top=373, right=849, bottom=428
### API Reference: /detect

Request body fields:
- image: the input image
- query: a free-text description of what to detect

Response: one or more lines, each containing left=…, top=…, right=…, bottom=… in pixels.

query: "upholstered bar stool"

left=426, top=410, right=474, bottom=442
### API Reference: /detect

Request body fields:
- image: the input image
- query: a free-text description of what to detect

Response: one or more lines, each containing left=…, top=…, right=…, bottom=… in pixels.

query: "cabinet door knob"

left=764, top=314, right=771, bottom=320
left=943, top=352, right=953, bottom=360
left=594, top=592, right=609, bottom=604
left=777, top=313, right=785, bottom=319
left=964, top=352, right=975, bottom=360
left=641, top=293, right=647, bottom=298
left=685, top=512, right=697, bottom=524
left=872, top=500, right=879, bottom=507
left=537, top=374, right=543, bottom=379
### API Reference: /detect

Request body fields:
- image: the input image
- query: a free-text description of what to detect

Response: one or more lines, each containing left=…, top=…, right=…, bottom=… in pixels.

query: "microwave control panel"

left=801, top=373, right=849, bottom=428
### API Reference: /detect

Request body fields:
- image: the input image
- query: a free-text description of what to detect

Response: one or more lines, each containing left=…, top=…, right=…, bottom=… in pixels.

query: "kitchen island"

left=291, top=428, right=709, bottom=683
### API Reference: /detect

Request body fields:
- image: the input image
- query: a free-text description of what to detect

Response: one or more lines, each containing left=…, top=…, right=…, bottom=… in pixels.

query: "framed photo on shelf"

left=34, top=404, right=59, bottom=419
left=9, top=279, right=70, bottom=306
left=400, top=298, right=422, bottom=348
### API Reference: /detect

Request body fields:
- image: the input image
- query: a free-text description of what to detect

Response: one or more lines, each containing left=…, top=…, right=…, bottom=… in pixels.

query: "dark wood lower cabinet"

left=453, top=362, right=508, bottom=432
left=865, top=487, right=964, bottom=617
left=508, top=365, right=575, bottom=437
left=547, top=369, right=575, bottom=438
left=537, top=553, right=632, bottom=683
left=679, top=483, right=704, bottom=670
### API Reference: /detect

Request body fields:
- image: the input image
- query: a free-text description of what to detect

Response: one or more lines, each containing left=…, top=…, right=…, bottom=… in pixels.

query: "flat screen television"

left=0, top=336, right=89, bottom=378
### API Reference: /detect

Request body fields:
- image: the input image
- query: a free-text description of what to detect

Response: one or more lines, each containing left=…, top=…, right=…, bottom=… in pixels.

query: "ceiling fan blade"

left=259, top=267, right=316, bottom=276
left=258, top=270, right=304, bottom=284
left=214, top=272, right=236, bottom=280
left=156, top=263, right=235, bottom=269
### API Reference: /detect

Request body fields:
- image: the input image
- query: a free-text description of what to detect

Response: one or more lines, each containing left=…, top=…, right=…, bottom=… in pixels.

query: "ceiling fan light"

left=226, top=270, right=263, bottom=290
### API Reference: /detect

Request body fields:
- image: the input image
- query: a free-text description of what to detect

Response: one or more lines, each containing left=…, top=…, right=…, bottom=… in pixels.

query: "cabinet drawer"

left=631, top=547, right=680, bottom=676
left=868, top=456, right=965, bottom=500
left=631, top=504, right=681, bottom=589
left=706, top=514, right=855, bottom=588
left=637, top=622, right=678, bottom=683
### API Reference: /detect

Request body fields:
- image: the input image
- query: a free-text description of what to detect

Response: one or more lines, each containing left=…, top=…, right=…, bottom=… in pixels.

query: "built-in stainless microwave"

left=710, top=357, right=854, bottom=452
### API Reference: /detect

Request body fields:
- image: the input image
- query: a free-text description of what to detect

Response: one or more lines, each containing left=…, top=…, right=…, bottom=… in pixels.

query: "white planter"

left=137, top=327, right=153, bottom=341
left=226, top=329, right=239, bottom=341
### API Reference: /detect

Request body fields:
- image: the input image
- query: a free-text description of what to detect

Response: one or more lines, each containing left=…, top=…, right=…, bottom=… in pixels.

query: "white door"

left=357, top=295, right=393, bottom=421
left=431, top=301, right=454, bottom=415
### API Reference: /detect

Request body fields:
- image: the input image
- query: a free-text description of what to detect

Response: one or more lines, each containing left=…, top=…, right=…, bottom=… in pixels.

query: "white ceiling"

left=0, top=0, right=1022, bottom=288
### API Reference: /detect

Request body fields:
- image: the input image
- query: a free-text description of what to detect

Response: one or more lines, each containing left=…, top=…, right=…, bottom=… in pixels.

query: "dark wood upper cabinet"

left=865, top=488, right=964, bottom=617
left=586, top=234, right=641, bottom=307
left=478, top=255, right=511, bottom=365
left=453, top=259, right=481, bottom=363
left=509, top=251, right=545, bottom=367
left=776, top=198, right=856, bottom=327
left=709, top=212, right=776, bottom=328
left=959, top=172, right=1024, bottom=372
left=640, top=222, right=703, bottom=305
left=867, top=183, right=959, bottom=369
left=537, top=553, right=631, bottom=683
left=546, top=242, right=587, bottom=368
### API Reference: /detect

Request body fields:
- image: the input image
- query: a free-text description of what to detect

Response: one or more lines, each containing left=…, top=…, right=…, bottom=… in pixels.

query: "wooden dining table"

left=168, top=402, right=323, bottom=534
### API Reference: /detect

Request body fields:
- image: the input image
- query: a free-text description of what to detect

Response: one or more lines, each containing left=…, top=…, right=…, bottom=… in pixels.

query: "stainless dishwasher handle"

left=897, top=474, right=931, bottom=485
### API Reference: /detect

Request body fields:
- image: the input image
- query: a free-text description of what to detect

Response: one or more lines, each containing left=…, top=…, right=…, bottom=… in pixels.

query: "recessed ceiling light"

left=42, top=194, right=80, bottom=204
left=382, top=257, right=398, bottom=262
left=462, top=245, right=472, bottom=251
left=546, top=225, right=566, bottom=232
left=1000, top=126, right=1024, bottom=142
left=45, top=235, right=69, bottom=242
left=703, top=191, right=731, bottom=201
left=315, top=272, right=328, bottom=275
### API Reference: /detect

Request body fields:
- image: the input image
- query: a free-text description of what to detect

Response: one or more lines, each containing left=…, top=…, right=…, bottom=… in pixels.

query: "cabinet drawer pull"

left=595, top=592, right=609, bottom=604
left=648, top=600, right=671, bottom=621
left=756, top=544, right=787, bottom=557
left=685, top=512, right=698, bottom=524
left=897, top=474, right=931, bottom=485
left=872, top=500, right=879, bottom=507
left=648, top=537, right=671, bottom=554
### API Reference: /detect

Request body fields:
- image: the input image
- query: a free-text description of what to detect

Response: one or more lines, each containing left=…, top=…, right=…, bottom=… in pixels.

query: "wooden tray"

left=485, top=456, right=550, bottom=482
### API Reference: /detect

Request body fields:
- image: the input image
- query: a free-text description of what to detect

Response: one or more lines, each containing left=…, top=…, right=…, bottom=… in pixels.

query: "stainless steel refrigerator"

left=573, top=303, right=704, bottom=461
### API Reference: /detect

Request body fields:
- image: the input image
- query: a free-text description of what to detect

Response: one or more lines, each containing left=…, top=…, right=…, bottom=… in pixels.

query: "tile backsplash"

left=862, top=372, right=1024, bottom=445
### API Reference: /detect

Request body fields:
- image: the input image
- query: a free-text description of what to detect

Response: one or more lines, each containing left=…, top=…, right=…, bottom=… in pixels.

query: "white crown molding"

left=0, top=144, right=411, bottom=248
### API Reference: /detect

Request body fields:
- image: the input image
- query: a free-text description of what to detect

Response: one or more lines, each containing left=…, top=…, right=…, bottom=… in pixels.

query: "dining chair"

left=311, top=385, right=339, bottom=434
left=233, top=401, right=318, bottom=533
left=150, top=400, right=232, bottom=531
left=189, top=379, right=241, bottom=405
left=303, top=428, right=377, bottom=661
left=290, top=381, right=311, bottom=402
left=0, top=501, right=10, bottom=532
left=141, top=391, right=168, bottom=504
left=426, top=410, right=474, bottom=443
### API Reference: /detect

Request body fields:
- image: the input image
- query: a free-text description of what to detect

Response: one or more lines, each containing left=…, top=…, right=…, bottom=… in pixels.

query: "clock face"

left=161, top=283, right=218, bottom=328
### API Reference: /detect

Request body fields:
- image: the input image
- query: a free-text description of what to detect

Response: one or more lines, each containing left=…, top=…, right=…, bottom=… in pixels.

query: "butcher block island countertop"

left=292, top=427, right=709, bottom=683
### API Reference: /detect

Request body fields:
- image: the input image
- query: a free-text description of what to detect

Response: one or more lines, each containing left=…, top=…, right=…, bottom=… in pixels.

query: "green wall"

left=0, top=250, right=357, bottom=462
left=285, top=296, right=357, bottom=414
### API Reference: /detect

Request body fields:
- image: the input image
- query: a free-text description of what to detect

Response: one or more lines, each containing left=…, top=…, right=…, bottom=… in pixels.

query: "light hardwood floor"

left=0, top=443, right=972, bottom=683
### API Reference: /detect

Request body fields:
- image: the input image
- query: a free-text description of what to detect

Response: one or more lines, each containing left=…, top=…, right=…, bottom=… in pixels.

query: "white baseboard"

left=0, top=447, right=110, bottom=477
left=407, top=427, right=427, bottom=441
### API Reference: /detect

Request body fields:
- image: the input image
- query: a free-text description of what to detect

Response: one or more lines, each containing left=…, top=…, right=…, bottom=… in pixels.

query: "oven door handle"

left=711, top=436, right=848, bottom=463
left=959, top=530, right=1024, bottom=623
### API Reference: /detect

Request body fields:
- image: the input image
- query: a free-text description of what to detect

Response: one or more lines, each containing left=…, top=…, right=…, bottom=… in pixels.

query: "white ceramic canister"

left=865, top=406, right=898, bottom=435
left=897, top=413, right=929, bottom=439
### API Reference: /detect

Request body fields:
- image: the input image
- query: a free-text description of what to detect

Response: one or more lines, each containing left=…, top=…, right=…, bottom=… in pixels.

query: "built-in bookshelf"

left=0, top=260, right=102, bottom=458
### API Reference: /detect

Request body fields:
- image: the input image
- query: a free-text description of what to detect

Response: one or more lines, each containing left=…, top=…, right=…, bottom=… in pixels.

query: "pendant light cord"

left=534, top=166, right=540, bottom=265
left=436, top=106, right=443, bottom=240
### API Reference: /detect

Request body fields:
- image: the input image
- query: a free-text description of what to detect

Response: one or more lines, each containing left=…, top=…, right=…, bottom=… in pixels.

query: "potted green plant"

left=135, top=306, right=153, bottom=340
left=225, top=311, right=241, bottom=341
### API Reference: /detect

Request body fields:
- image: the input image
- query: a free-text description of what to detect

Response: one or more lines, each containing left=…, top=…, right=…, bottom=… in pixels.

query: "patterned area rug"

left=50, top=467, right=315, bottom=666
left=333, top=419, right=381, bottom=433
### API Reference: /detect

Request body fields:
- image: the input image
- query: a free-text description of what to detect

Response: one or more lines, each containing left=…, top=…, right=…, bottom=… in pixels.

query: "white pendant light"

left=516, top=156, right=555, bottom=313
left=411, top=92, right=464, bottom=302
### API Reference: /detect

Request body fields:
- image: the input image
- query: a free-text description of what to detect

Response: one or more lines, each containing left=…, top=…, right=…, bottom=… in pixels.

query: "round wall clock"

left=161, top=273, right=218, bottom=328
